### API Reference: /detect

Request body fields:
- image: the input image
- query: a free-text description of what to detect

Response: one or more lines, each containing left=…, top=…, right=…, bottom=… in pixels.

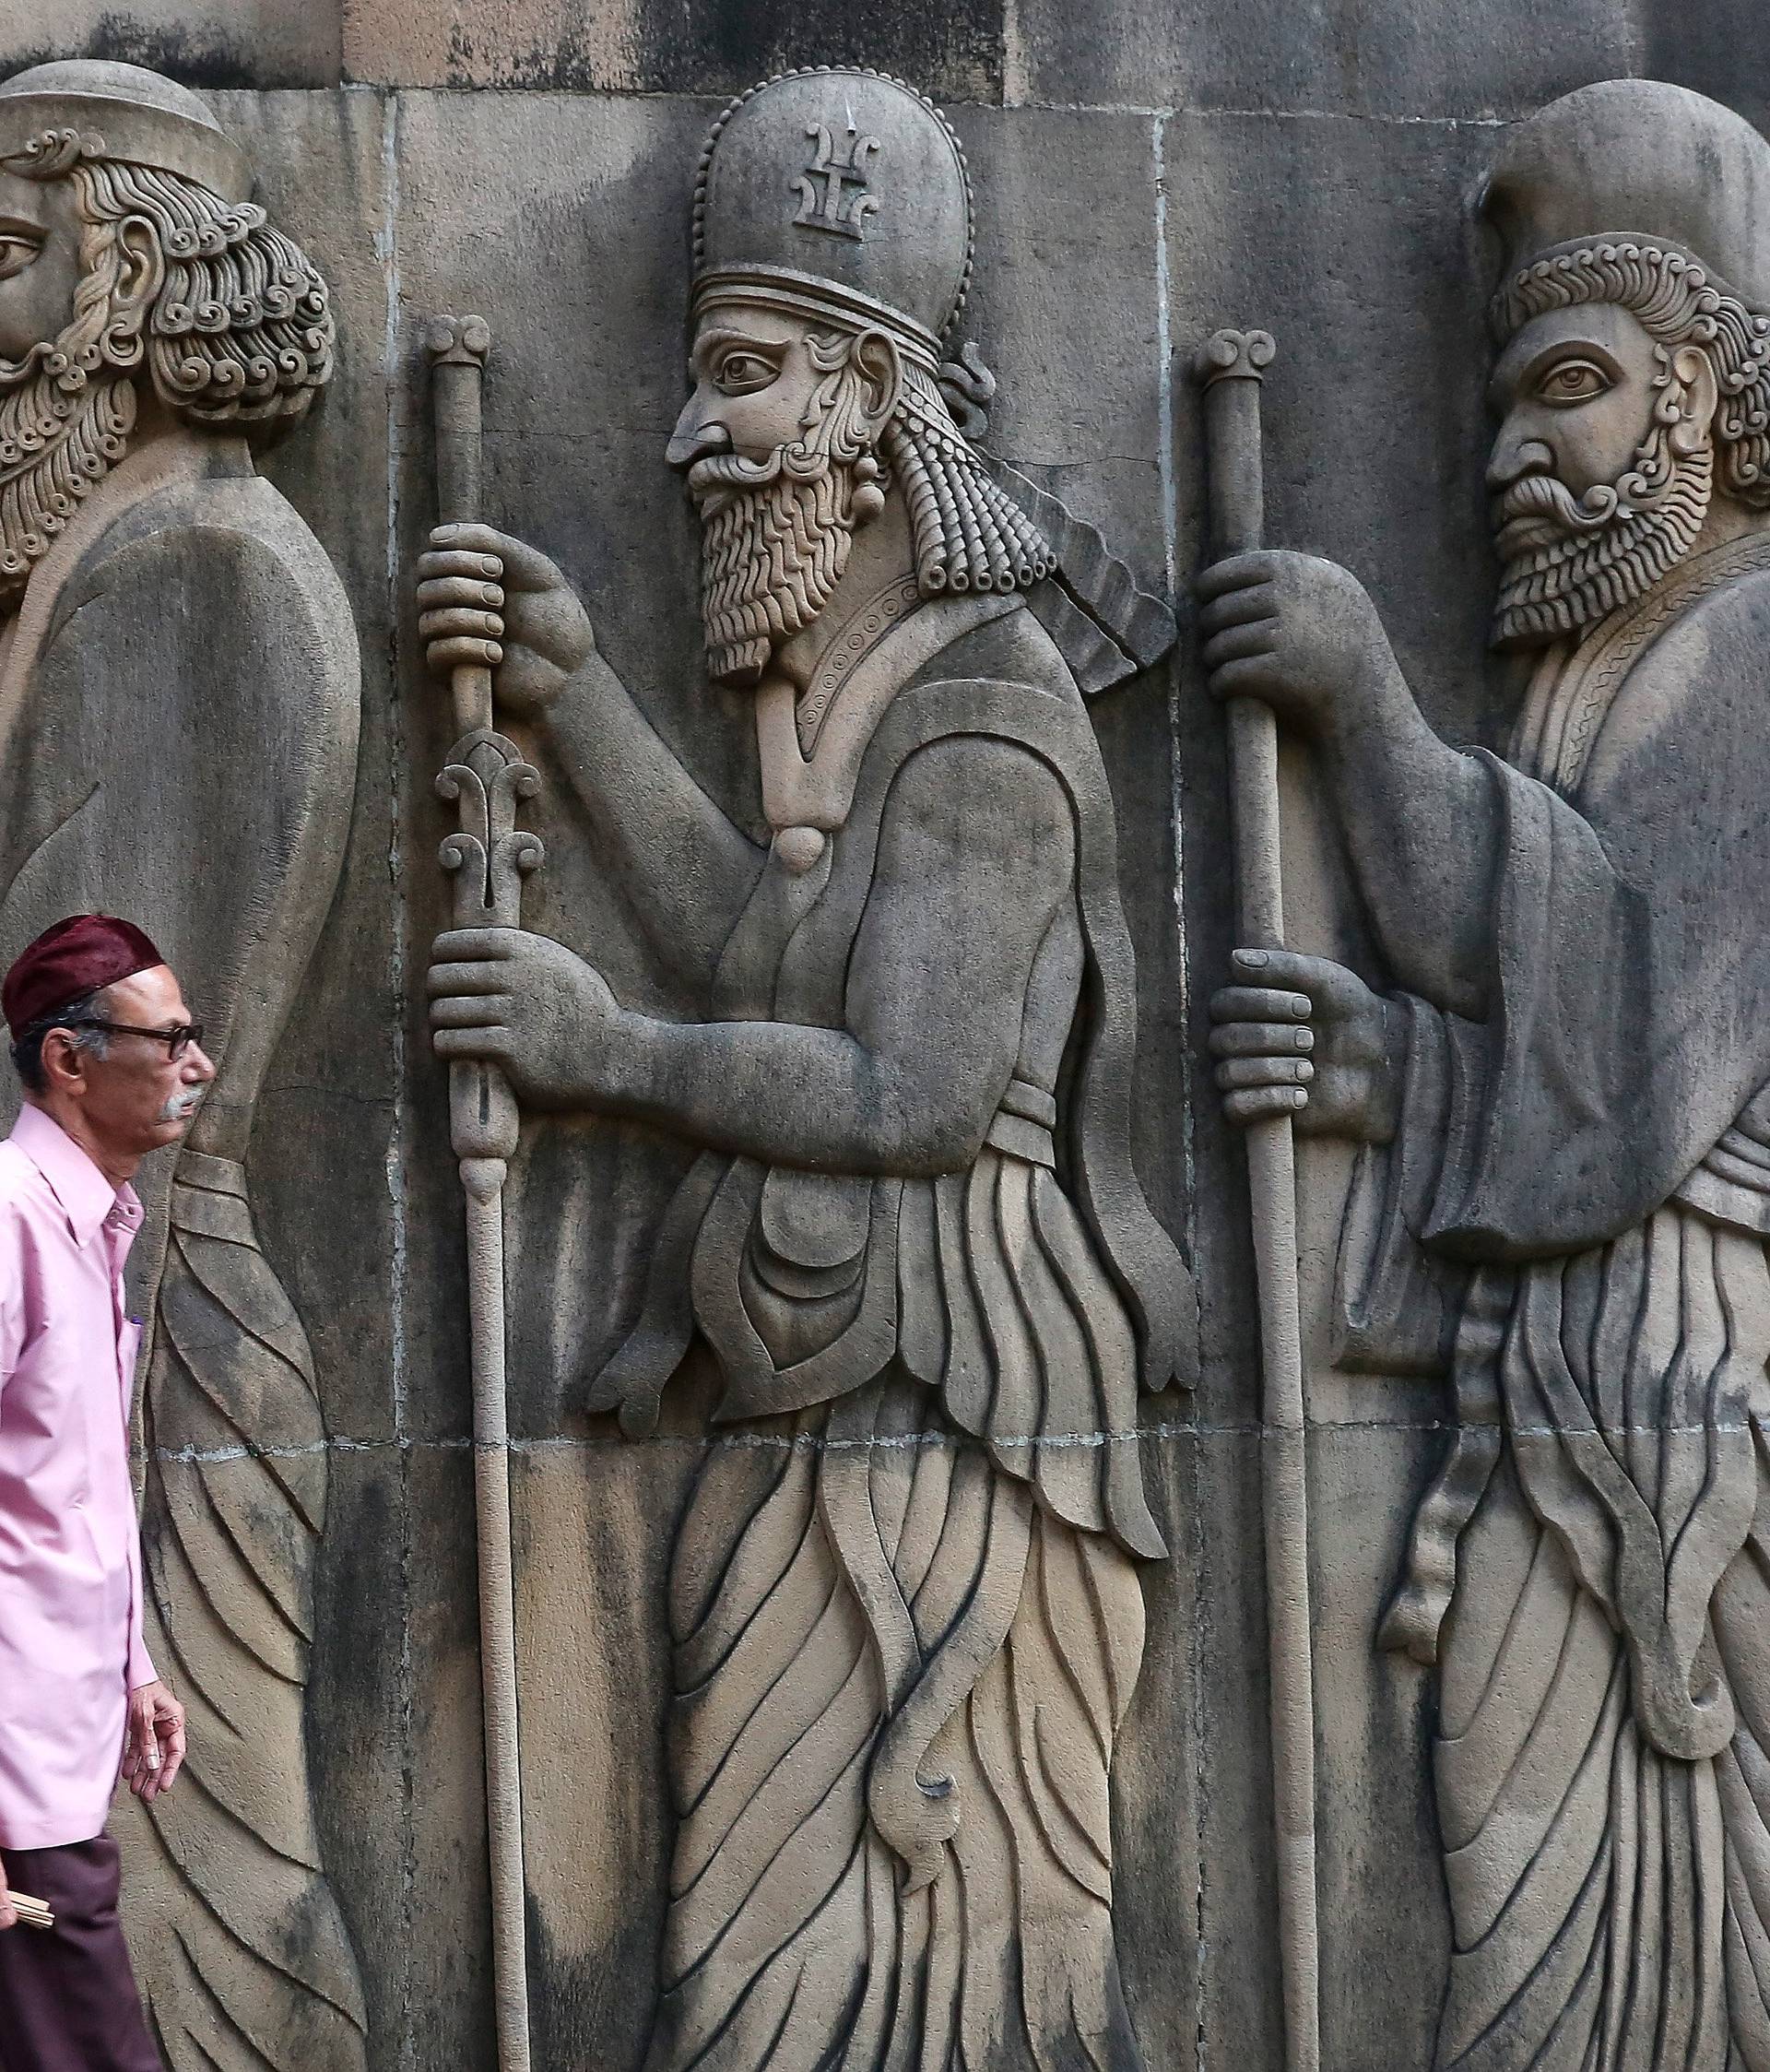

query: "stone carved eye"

left=714, top=351, right=780, bottom=396
left=0, top=233, right=43, bottom=282
left=1538, top=357, right=1614, bottom=406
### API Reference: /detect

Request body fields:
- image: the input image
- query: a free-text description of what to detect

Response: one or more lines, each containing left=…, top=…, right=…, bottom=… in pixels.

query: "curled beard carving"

left=1492, top=410, right=1714, bottom=649
left=696, top=454, right=860, bottom=686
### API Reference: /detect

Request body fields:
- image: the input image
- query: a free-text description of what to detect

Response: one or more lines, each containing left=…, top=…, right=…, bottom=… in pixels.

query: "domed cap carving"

left=1482, top=77, right=1770, bottom=311
left=0, top=58, right=250, bottom=202
left=692, top=67, right=973, bottom=373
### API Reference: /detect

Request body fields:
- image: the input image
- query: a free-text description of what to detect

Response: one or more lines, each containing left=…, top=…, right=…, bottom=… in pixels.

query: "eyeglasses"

left=55, top=1019, right=205, bottom=1061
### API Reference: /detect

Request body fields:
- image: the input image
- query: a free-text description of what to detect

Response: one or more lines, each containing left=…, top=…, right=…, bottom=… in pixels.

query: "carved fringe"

left=118, top=1171, right=367, bottom=2072
left=645, top=1376, right=1146, bottom=2072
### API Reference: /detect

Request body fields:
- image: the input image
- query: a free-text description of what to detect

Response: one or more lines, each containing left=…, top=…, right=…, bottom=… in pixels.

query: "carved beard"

left=690, top=444, right=861, bottom=687
left=1490, top=418, right=1712, bottom=650
left=0, top=333, right=136, bottom=610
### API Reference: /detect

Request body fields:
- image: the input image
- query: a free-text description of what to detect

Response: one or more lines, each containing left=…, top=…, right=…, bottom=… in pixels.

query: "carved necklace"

left=795, top=575, right=922, bottom=757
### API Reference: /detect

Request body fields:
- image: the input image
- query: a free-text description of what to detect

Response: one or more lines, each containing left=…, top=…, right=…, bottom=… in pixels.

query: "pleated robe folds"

left=1340, top=538, right=1770, bottom=2072
left=594, top=607, right=1189, bottom=2072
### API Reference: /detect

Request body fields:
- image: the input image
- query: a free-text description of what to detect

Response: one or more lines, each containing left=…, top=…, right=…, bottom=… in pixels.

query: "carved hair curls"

left=1497, top=241, right=1770, bottom=507
left=5, top=132, right=333, bottom=432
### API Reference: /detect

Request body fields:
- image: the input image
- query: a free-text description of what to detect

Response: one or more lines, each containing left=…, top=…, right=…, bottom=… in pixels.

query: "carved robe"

left=0, top=432, right=366, bottom=2071
left=595, top=592, right=1186, bottom=2072
left=1341, top=534, right=1770, bottom=2072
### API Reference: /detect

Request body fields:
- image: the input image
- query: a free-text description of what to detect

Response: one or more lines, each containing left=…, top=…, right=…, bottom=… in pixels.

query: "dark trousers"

left=0, top=1835, right=159, bottom=2072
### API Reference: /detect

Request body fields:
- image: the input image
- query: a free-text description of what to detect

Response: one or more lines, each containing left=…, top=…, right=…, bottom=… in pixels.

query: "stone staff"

left=1193, top=327, right=1320, bottom=2072
left=425, top=314, right=540, bottom=2072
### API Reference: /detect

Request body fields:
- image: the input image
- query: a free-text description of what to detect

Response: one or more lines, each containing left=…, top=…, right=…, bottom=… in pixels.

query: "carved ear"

left=849, top=329, right=903, bottom=441
left=1669, top=341, right=1719, bottom=458
left=110, top=216, right=166, bottom=332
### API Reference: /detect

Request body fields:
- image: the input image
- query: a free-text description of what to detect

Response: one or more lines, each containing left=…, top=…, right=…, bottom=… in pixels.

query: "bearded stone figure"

left=0, top=60, right=364, bottom=2072
left=419, top=67, right=1188, bottom=2072
left=1203, top=78, right=1770, bottom=2072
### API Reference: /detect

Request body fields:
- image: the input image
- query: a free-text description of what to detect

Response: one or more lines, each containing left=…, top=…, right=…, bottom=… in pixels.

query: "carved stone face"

left=668, top=302, right=893, bottom=686
left=1486, top=301, right=1716, bottom=647
left=0, top=167, right=84, bottom=363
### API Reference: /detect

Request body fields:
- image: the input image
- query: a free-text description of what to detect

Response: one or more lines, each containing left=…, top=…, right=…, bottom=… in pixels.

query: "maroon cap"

left=2, top=916, right=166, bottom=1036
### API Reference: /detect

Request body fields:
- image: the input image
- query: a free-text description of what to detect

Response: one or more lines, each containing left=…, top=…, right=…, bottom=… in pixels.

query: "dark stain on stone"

left=441, top=0, right=1007, bottom=106
left=5, top=14, right=283, bottom=89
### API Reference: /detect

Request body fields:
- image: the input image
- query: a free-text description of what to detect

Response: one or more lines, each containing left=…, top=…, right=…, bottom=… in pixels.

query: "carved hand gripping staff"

left=1193, top=328, right=1321, bottom=2072
left=425, top=314, right=537, bottom=2072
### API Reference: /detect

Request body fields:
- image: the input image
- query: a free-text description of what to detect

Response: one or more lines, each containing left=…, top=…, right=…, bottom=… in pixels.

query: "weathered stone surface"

left=0, top=2, right=342, bottom=88
left=9, top=15, right=1770, bottom=2072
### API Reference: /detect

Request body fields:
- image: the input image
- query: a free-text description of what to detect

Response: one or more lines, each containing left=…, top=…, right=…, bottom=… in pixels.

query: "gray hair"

left=10, top=987, right=111, bottom=1095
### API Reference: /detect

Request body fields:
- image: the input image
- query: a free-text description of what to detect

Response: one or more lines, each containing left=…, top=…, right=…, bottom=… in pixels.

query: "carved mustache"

left=1493, top=471, right=1620, bottom=536
left=685, top=449, right=787, bottom=501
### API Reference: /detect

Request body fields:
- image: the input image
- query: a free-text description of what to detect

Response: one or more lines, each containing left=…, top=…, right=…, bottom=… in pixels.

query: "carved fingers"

left=1210, top=948, right=1398, bottom=1142
left=1210, top=973, right=1315, bottom=1125
left=1196, top=549, right=1397, bottom=733
left=419, top=544, right=505, bottom=674
left=418, top=524, right=594, bottom=714
left=428, top=928, right=629, bottom=1109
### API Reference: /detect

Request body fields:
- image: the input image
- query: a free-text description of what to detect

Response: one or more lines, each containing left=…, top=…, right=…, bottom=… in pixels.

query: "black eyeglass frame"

left=50, top=1017, right=205, bottom=1061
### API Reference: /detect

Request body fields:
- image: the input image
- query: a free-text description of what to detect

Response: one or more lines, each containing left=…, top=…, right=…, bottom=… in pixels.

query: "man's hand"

left=1196, top=551, right=1404, bottom=740
left=121, top=1680, right=186, bottom=1805
left=429, top=928, right=634, bottom=1110
left=416, top=522, right=596, bottom=718
left=0, top=1865, right=15, bottom=1931
left=1210, top=948, right=1400, bottom=1141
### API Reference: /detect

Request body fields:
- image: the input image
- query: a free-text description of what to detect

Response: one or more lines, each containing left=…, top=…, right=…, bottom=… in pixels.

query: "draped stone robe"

left=592, top=594, right=1188, bottom=2072
left=0, top=430, right=365, bottom=2072
left=1339, top=533, right=1770, bottom=2072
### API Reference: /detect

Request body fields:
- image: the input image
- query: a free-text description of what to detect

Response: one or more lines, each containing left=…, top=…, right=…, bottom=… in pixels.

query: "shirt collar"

left=9, top=1103, right=143, bottom=1249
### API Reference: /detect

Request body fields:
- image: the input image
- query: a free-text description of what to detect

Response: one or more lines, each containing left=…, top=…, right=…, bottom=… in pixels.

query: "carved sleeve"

left=539, top=648, right=765, bottom=1002
left=607, top=736, right=1078, bottom=1171
left=1407, top=603, right=1770, bottom=1258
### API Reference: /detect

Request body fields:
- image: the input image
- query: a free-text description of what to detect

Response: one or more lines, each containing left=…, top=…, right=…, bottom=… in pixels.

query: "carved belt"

left=983, top=1077, right=1056, bottom=1168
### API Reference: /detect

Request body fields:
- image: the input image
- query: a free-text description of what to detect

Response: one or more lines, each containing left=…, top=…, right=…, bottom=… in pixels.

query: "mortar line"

left=373, top=84, right=418, bottom=2072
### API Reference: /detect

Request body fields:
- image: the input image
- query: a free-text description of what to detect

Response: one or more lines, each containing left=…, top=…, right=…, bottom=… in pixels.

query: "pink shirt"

left=0, top=1104, right=152, bottom=1849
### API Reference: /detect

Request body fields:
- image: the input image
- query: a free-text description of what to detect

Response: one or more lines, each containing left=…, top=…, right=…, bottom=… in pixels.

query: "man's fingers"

left=1202, top=622, right=1280, bottom=670
left=430, top=994, right=511, bottom=1028
left=1195, top=551, right=1278, bottom=603
left=1210, top=985, right=1312, bottom=1024
left=1216, top=1056, right=1314, bottom=1091
left=1209, top=1021, right=1314, bottom=1059
left=157, top=1719, right=186, bottom=1794
left=1223, top=1085, right=1310, bottom=1126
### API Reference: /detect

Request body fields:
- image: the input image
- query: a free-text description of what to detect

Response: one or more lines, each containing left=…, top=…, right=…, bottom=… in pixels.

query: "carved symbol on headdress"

left=793, top=120, right=882, bottom=242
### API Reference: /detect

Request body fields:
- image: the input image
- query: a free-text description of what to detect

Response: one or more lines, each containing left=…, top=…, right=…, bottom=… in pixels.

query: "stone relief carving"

left=0, top=60, right=365, bottom=2072
left=419, top=65, right=1191, bottom=2069
left=1202, top=77, right=1770, bottom=2072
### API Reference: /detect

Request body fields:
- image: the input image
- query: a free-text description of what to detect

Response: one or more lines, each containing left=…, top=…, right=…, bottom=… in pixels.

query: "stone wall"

left=6, top=6, right=1770, bottom=2069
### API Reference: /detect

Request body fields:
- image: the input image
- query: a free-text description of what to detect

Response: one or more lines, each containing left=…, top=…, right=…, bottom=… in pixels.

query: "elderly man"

left=1205, top=80, right=1770, bottom=2072
left=420, top=66, right=1186, bottom=2071
left=0, top=914, right=213, bottom=2072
